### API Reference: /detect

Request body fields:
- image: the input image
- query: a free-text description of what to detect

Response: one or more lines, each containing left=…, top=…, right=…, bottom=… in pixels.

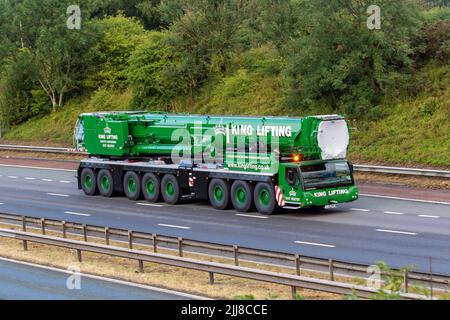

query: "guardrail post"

left=105, top=227, right=110, bottom=245
left=128, top=231, right=133, bottom=249
left=291, top=286, right=297, bottom=300
left=178, top=237, right=183, bottom=257
left=209, top=272, right=215, bottom=285
left=76, top=249, right=82, bottom=262
left=62, top=221, right=67, bottom=238
left=233, top=245, right=239, bottom=266
left=40, top=218, right=46, bottom=235
left=295, top=254, right=300, bottom=276
left=82, top=224, right=87, bottom=242
left=22, top=216, right=27, bottom=232
left=403, top=270, right=409, bottom=293
left=22, top=216, right=28, bottom=251
left=138, top=260, right=144, bottom=273
left=152, top=234, right=158, bottom=253
left=329, top=259, right=335, bottom=281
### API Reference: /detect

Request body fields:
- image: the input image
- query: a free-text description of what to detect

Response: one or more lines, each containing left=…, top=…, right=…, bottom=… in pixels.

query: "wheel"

left=123, top=171, right=141, bottom=201
left=161, top=174, right=181, bottom=205
left=254, top=182, right=276, bottom=215
left=231, top=180, right=254, bottom=212
left=97, top=169, right=114, bottom=197
left=81, top=168, right=97, bottom=196
left=208, top=179, right=230, bottom=210
left=142, top=173, right=161, bottom=202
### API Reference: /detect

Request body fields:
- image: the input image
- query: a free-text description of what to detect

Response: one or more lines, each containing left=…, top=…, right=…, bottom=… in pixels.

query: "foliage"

left=282, top=0, right=422, bottom=117
left=232, top=294, right=255, bottom=300
left=343, top=289, right=359, bottom=300
left=164, top=0, right=252, bottom=89
left=0, top=0, right=100, bottom=111
left=127, top=32, right=188, bottom=109
left=0, top=0, right=448, bottom=166
left=2, top=89, right=132, bottom=143
left=368, top=261, right=417, bottom=300
left=350, top=64, right=449, bottom=166
left=0, top=48, right=38, bottom=127
left=412, top=20, right=450, bottom=64
left=88, top=15, right=148, bottom=90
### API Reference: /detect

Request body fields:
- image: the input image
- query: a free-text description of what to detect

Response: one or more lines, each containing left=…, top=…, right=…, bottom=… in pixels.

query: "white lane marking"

left=361, top=194, right=450, bottom=206
left=0, top=164, right=75, bottom=172
left=376, top=229, right=417, bottom=235
left=350, top=208, right=370, bottom=212
left=235, top=214, right=269, bottom=219
left=47, top=193, right=69, bottom=197
left=418, top=215, right=440, bottom=219
left=7, top=176, right=18, bottom=179
left=65, top=211, right=91, bottom=217
left=294, top=241, right=336, bottom=248
left=157, top=224, right=190, bottom=230
left=24, top=177, right=36, bottom=180
left=59, top=181, right=71, bottom=184
left=41, top=179, right=53, bottom=182
left=384, top=211, right=405, bottom=215
left=0, top=203, right=3, bottom=205
left=136, top=203, right=164, bottom=208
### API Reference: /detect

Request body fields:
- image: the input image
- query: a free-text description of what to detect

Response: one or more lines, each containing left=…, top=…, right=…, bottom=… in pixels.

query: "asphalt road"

left=0, top=164, right=449, bottom=275
left=0, top=258, right=196, bottom=300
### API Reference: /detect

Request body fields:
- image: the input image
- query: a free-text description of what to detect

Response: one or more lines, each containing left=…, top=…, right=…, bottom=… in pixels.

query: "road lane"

left=0, top=165, right=449, bottom=275
left=0, top=258, right=197, bottom=300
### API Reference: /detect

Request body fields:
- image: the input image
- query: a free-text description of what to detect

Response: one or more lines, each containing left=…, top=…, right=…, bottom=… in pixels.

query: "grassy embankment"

left=2, top=62, right=449, bottom=168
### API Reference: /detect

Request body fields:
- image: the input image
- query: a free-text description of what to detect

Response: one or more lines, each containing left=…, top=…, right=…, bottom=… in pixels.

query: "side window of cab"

left=286, top=167, right=300, bottom=186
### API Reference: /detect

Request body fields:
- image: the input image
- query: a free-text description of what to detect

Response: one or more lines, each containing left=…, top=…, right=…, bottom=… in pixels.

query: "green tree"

left=2, top=0, right=101, bottom=111
left=88, top=15, right=148, bottom=89
left=250, top=0, right=304, bottom=54
left=165, top=0, right=251, bottom=90
left=0, top=48, right=44, bottom=127
left=127, top=32, right=188, bottom=109
left=283, top=0, right=422, bottom=117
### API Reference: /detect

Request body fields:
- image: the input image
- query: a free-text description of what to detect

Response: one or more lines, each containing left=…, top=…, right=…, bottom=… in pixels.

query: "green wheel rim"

left=235, top=187, right=246, bottom=204
left=213, top=185, right=224, bottom=202
left=101, top=175, right=110, bottom=190
left=258, top=188, right=270, bottom=207
left=166, top=181, right=174, bottom=196
left=146, top=180, right=155, bottom=196
left=127, top=178, right=137, bottom=193
left=84, top=174, right=93, bottom=189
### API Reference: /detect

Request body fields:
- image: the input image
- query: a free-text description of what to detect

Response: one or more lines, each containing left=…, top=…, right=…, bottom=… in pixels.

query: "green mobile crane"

left=75, top=112, right=358, bottom=215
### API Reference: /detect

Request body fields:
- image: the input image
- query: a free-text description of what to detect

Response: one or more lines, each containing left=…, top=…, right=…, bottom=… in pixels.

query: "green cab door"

left=278, top=163, right=303, bottom=205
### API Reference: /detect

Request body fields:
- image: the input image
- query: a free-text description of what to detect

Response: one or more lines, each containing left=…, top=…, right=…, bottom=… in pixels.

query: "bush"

left=412, top=20, right=450, bottom=64
left=87, top=15, right=149, bottom=90
left=127, top=32, right=188, bottom=110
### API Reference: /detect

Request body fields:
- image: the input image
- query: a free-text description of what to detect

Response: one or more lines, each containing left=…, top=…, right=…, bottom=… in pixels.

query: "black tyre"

left=123, top=171, right=141, bottom=201
left=208, top=179, right=230, bottom=210
left=254, top=182, right=276, bottom=215
left=97, top=169, right=114, bottom=197
left=81, top=168, right=97, bottom=196
left=142, top=173, right=161, bottom=202
left=231, top=180, right=254, bottom=212
left=161, top=174, right=181, bottom=205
